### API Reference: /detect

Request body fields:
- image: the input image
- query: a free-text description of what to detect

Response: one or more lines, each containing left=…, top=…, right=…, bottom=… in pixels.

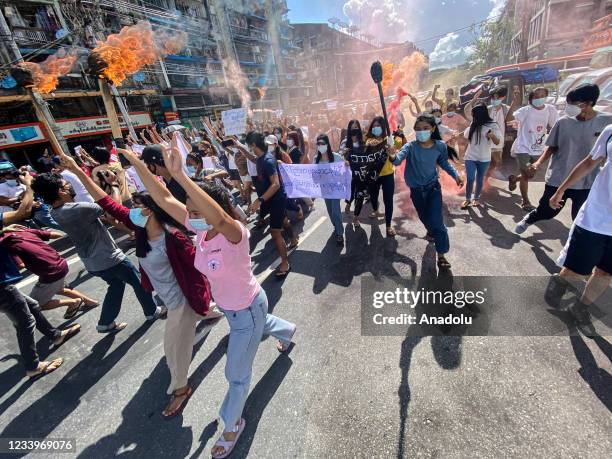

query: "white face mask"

left=267, top=145, right=275, bottom=153
left=317, top=145, right=327, bottom=154
left=286, top=139, right=295, bottom=148
left=353, top=141, right=360, bottom=148
left=564, top=104, right=582, bottom=118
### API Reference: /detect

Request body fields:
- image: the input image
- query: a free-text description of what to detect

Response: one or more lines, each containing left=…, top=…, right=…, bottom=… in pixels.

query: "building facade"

left=0, top=0, right=293, bottom=166
left=503, top=0, right=612, bottom=63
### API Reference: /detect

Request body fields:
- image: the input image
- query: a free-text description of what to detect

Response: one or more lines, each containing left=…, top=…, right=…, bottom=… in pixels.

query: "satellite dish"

left=0, top=75, right=17, bottom=89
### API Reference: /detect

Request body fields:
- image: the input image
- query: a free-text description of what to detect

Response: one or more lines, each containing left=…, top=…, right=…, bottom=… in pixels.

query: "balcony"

left=12, top=26, right=56, bottom=45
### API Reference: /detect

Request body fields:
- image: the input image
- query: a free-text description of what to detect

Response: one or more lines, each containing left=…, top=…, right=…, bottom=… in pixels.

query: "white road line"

left=255, top=216, right=327, bottom=284
left=15, top=234, right=131, bottom=290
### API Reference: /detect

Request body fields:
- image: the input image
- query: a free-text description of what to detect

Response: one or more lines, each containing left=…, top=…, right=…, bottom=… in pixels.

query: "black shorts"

left=262, top=196, right=287, bottom=230
left=228, top=169, right=241, bottom=181
left=564, top=225, right=612, bottom=275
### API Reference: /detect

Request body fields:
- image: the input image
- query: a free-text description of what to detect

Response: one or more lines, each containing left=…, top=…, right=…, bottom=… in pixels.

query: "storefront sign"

left=584, top=14, right=612, bottom=51
left=58, top=112, right=152, bottom=138
left=165, top=111, right=180, bottom=122
left=0, top=124, right=47, bottom=148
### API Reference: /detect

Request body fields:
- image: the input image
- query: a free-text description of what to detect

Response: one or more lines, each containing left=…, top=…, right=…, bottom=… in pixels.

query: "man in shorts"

left=549, top=124, right=612, bottom=337
left=508, top=87, right=559, bottom=210
left=245, top=132, right=298, bottom=278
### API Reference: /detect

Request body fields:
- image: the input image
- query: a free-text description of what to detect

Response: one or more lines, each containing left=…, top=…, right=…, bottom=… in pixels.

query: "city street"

left=1, top=171, right=610, bottom=458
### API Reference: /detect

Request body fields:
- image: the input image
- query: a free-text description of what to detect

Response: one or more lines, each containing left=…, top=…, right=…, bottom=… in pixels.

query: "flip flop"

left=287, top=239, right=299, bottom=251
left=162, top=386, right=193, bottom=420
left=52, top=324, right=81, bottom=350
left=97, top=322, right=128, bottom=334
left=437, top=257, right=452, bottom=270
left=28, top=357, right=63, bottom=381
left=275, top=264, right=291, bottom=279
left=460, top=200, right=471, bottom=209
left=211, top=418, right=246, bottom=459
left=63, top=299, right=85, bottom=319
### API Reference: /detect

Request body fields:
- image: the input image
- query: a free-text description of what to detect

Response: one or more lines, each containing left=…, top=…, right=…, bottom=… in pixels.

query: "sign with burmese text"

left=360, top=276, right=611, bottom=336
left=279, top=162, right=352, bottom=200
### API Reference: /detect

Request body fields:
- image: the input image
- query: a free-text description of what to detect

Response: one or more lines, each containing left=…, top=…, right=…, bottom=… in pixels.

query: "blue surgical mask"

left=5, top=179, right=18, bottom=187
left=446, top=111, right=455, bottom=117
left=491, top=99, right=502, bottom=107
left=188, top=218, right=213, bottom=232
left=129, top=208, right=149, bottom=228
left=186, top=165, right=197, bottom=176
left=415, top=130, right=432, bottom=142
left=531, top=98, right=546, bottom=108
left=434, top=117, right=442, bottom=124
left=372, top=126, right=383, bottom=137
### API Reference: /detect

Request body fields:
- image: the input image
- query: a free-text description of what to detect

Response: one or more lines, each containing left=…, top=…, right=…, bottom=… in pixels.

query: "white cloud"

left=342, top=0, right=415, bottom=42
left=429, top=32, right=475, bottom=71
left=488, top=0, right=507, bottom=19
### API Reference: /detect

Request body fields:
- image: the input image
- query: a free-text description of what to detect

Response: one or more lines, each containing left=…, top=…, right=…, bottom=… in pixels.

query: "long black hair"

left=468, top=104, right=494, bottom=145
left=132, top=192, right=187, bottom=258
left=194, top=180, right=238, bottom=220
left=315, top=134, right=334, bottom=163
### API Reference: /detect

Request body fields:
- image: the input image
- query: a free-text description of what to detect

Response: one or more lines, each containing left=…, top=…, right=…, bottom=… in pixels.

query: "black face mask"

left=350, top=129, right=361, bottom=136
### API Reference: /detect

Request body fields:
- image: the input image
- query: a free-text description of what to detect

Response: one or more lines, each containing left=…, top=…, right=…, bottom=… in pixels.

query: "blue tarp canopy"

left=486, top=66, right=559, bottom=84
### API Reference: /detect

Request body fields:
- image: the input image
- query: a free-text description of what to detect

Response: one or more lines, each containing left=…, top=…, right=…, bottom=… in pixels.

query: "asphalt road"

left=0, top=169, right=610, bottom=459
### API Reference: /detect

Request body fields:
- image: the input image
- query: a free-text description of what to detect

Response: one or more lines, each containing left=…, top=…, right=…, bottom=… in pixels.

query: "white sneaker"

left=515, top=215, right=531, bottom=234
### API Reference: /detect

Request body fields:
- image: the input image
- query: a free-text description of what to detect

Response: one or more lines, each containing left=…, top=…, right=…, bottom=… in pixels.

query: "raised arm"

left=164, top=134, right=242, bottom=243
left=431, top=85, right=444, bottom=108
left=59, top=156, right=110, bottom=202
left=115, top=147, right=188, bottom=225
left=2, top=172, right=34, bottom=225
left=407, top=93, right=421, bottom=114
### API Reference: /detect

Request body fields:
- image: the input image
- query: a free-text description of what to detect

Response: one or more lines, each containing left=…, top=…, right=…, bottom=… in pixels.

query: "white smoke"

left=342, top=0, right=415, bottom=42
left=488, top=0, right=507, bottom=19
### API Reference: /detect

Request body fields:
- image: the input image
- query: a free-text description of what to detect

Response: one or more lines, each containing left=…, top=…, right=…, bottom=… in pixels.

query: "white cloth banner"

left=221, top=108, right=248, bottom=136
left=278, top=162, right=352, bottom=200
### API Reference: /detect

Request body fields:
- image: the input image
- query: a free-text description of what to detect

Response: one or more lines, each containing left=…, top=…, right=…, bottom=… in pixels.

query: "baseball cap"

left=264, top=135, right=278, bottom=146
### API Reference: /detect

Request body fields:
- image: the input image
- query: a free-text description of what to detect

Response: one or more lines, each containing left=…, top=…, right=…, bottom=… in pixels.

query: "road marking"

left=15, top=234, right=131, bottom=290
left=255, top=216, right=327, bottom=284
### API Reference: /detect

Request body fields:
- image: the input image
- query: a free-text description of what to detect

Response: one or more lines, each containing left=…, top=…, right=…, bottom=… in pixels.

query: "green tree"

left=468, top=4, right=515, bottom=71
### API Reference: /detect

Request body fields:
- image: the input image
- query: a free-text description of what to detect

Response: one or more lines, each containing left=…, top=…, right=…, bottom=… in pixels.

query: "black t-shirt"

left=167, top=178, right=187, bottom=204
left=254, top=152, right=285, bottom=201
left=289, top=147, right=303, bottom=165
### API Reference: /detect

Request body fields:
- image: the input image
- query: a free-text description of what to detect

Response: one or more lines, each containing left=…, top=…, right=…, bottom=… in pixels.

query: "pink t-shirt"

left=441, top=113, right=468, bottom=131
left=188, top=219, right=261, bottom=311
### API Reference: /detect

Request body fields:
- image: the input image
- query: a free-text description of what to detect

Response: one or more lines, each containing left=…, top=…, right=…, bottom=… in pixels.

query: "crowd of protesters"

left=1, top=80, right=611, bottom=456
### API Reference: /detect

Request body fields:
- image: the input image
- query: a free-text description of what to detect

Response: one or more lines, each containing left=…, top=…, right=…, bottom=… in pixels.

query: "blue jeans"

left=91, top=258, right=158, bottom=328
left=324, top=198, right=343, bottom=236
left=219, top=288, right=295, bottom=429
left=410, top=181, right=449, bottom=254
left=464, top=160, right=490, bottom=201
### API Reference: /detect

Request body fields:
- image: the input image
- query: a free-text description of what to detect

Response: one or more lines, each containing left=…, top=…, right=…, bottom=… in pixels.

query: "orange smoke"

left=390, top=52, right=427, bottom=94
left=91, top=21, right=186, bottom=86
left=18, top=50, right=77, bottom=94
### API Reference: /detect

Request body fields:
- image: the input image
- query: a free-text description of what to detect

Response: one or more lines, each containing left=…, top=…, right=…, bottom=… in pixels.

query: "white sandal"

left=277, top=324, right=297, bottom=352
left=212, top=418, right=246, bottom=459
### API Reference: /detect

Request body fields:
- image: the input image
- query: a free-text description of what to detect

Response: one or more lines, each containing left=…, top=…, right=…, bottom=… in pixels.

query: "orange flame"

left=92, top=21, right=186, bottom=86
left=18, top=50, right=77, bottom=93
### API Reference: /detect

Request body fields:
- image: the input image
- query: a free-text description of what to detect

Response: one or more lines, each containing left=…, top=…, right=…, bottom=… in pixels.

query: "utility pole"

left=0, top=8, right=69, bottom=155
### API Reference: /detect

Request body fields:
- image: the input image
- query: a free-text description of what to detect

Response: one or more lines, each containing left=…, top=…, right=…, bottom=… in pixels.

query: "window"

left=310, top=36, right=317, bottom=48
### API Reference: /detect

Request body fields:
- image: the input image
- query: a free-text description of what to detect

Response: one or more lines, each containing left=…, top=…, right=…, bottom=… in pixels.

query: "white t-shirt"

left=488, top=103, right=509, bottom=148
left=60, top=170, right=94, bottom=203
left=464, top=122, right=503, bottom=162
left=511, top=104, right=559, bottom=156
left=573, top=124, right=612, bottom=236
left=0, top=182, right=25, bottom=213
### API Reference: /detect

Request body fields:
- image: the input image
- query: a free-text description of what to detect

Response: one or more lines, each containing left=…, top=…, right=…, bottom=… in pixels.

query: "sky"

left=286, top=0, right=507, bottom=70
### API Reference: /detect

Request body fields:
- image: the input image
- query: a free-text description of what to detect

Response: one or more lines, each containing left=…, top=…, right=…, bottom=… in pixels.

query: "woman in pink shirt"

left=118, top=135, right=296, bottom=459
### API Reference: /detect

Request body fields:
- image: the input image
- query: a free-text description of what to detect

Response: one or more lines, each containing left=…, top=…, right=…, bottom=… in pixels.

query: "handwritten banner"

left=279, top=162, right=352, bottom=200
left=221, top=108, right=247, bottom=136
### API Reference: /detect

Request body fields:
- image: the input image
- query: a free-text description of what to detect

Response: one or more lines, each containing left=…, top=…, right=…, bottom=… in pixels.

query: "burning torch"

left=370, top=61, right=390, bottom=136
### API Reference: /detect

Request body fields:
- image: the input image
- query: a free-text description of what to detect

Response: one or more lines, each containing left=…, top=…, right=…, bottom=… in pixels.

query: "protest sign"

left=279, top=162, right=352, bottom=200
left=221, top=108, right=247, bottom=136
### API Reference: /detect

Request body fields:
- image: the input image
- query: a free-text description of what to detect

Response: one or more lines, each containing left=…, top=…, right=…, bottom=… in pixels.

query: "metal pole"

left=109, top=85, right=138, bottom=140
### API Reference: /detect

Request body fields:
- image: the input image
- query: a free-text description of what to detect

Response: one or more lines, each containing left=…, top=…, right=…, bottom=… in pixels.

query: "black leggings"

left=370, top=173, right=395, bottom=227
left=526, top=184, right=590, bottom=224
